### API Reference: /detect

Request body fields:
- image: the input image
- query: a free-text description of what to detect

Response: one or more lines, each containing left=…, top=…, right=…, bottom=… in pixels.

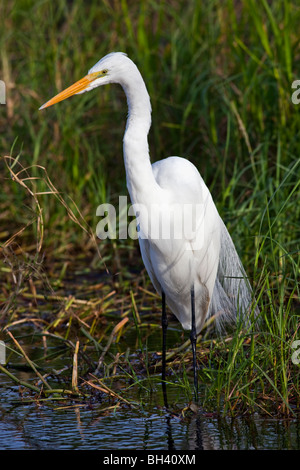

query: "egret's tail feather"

left=209, top=218, right=256, bottom=332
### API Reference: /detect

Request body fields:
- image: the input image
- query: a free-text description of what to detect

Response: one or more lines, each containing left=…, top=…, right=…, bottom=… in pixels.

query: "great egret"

left=40, top=52, right=255, bottom=403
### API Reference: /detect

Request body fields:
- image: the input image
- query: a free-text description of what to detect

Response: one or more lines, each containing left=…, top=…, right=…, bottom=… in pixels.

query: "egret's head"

left=39, top=52, right=130, bottom=110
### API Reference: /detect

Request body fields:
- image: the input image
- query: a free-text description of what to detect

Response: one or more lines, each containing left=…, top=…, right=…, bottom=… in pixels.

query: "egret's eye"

left=94, top=69, right=108, bottom=79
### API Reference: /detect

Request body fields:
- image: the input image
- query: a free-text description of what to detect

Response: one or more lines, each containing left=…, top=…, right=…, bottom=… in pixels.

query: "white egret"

left=40, top=52, right=255, bottom=402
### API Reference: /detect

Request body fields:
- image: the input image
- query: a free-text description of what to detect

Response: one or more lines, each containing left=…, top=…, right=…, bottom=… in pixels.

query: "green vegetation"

left=0, top=0, right=299, bottom=417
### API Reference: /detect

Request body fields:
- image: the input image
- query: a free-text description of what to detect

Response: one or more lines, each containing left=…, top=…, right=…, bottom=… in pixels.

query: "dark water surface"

left=0, top=382, right=299, bottom=450
left=0, top=328, right=299, bottom=451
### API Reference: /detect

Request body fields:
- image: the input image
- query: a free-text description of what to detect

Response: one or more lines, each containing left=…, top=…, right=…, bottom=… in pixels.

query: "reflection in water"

left=0, top=387, right=299, bottom=450
left=164, top=414, right=203, bottom=450
left=164, top=412, right=300, bottom=450
left=165, top=415, right=176, bottom=450
left=0, top=363, right=299, bottom=450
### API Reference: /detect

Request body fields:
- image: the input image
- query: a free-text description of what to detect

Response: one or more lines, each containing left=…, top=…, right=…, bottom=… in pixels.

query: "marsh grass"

left=0, top=0, right=299, bottom=417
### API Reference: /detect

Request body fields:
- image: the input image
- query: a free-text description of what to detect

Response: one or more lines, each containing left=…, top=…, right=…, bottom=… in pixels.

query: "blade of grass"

left=7, top=330, right=52, bottom=391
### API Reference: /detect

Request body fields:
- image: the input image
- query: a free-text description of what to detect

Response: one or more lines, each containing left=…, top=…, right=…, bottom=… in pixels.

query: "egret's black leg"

left=190, top=285, right=198, bottom=401
left=161, top=290, right=169, bottom=408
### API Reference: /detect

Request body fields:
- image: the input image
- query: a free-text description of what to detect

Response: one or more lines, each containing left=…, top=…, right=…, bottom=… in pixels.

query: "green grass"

left=0, top=0, right=299, bottom=417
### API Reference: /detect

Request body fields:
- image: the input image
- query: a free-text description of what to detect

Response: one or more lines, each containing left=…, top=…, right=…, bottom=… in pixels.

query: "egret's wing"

left=138, top=237, right=162, bottom=296
left=209, top=218, right=256, bottom=331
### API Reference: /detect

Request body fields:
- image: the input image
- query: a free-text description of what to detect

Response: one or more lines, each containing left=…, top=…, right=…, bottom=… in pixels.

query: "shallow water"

left=0, top=382, right=299, bottom=450
left=0, top=328, right=299, bottom=451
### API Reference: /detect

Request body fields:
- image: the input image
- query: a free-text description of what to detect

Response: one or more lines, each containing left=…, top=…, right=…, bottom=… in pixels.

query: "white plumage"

left=40, top=52, right=255, bottom=398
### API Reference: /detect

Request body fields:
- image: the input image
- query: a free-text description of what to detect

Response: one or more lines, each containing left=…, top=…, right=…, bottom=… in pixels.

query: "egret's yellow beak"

left=39, top=71, right=101, bottom=110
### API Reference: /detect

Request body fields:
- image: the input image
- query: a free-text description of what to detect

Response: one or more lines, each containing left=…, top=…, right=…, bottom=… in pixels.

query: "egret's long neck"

left=122, top=70, right=158, bottom=206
